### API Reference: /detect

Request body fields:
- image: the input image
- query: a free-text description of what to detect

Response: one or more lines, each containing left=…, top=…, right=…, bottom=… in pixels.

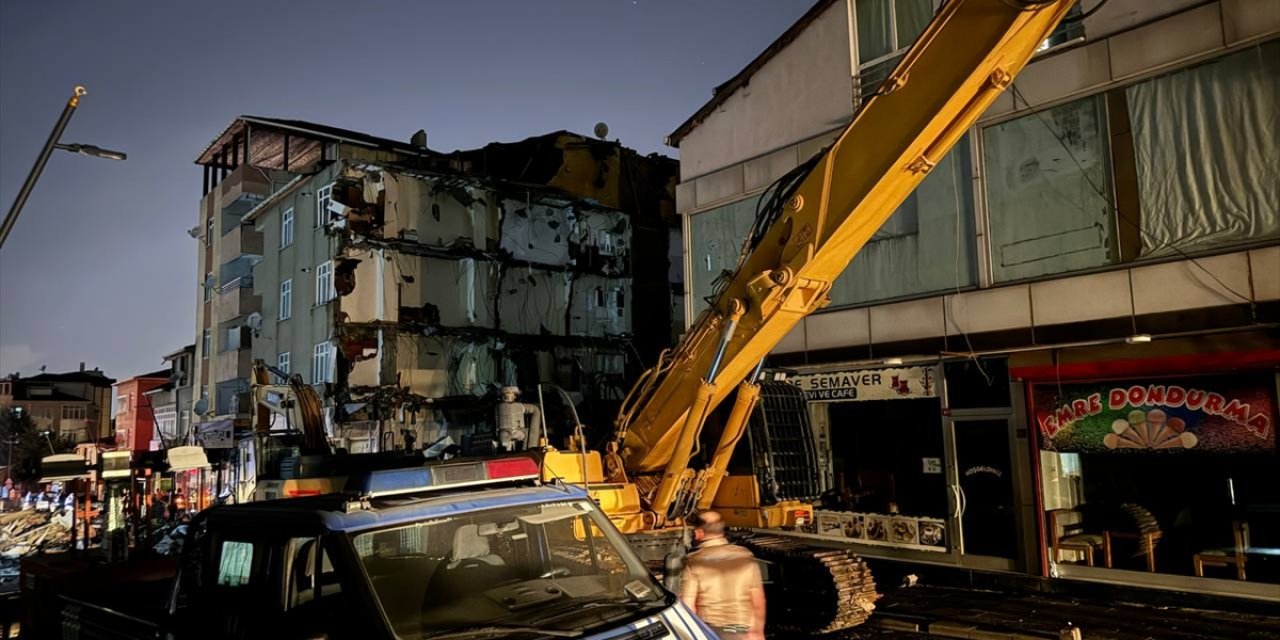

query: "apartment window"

left=984, top=95, right=1115, bottom=282
left=0, top=382, right=10, bottom=396
left=316, top=184, right=333, bottom=227
left=312, top=342, right=333, bottom=385
left=854, top=0, right=931, bottom=97
left=277, top=352, right=291, bottom=382
left=62, top=405, right=85, bottom=420
left=117, top=395, right=130, bottom=415
left=315, top=261, right=335, bottom=305
left=281, top=207, right=295, bottom=248
left=279, top=279, right=293, bottom=321
left=206, top=219, right=214, bottom=247
left=204, top=272, right=214, bottom=303
left=202, top=329, right=211, bottom=359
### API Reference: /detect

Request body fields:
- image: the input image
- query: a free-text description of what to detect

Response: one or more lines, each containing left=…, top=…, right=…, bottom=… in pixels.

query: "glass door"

left=950, top=417, right=1018, bottom=564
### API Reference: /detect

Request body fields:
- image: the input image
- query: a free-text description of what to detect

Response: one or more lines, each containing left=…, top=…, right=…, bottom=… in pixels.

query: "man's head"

left=692, top=510, right=725, bottom=542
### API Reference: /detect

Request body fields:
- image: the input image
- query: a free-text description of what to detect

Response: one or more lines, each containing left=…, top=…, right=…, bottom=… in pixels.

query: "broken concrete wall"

left=498, top=197, right=573, bottom=265
left=569, top=274, right=631, bottom=337
left=400, top=257, right=498, bottom=328
left=571, top=207, right=630, bottom=275
left=497, top=267, right=572, bottom=336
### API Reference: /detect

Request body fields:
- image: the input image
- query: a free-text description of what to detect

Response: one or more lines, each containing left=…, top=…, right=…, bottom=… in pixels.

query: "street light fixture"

left=53, top=143, right=128, bottom=162
left=0, top=85, right=127, bottom=252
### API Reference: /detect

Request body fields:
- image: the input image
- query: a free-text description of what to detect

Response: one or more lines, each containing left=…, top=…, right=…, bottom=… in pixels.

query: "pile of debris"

left=0, top=510, right=72, bottom=558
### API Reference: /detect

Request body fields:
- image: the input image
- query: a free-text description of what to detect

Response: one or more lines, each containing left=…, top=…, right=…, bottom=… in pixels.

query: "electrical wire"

left=1062, top=0, right=1109, bottom=22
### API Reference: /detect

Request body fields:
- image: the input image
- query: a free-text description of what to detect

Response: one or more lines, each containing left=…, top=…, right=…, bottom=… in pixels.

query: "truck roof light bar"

left=344, top=455, right=541, bottom=499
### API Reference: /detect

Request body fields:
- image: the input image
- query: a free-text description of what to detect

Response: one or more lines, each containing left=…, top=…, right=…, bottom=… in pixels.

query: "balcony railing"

left=219, top=275, right=253, bottom=294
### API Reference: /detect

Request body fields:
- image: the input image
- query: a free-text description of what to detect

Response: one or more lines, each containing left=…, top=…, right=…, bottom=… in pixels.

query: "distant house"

left=0, top=365, right=117, bottom=443
left=143, top=345, right=197, bottom=449
left=114, top=370, right=172, bottom=452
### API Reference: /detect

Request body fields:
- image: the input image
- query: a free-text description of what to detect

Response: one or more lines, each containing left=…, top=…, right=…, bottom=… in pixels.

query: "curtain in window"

left=985, top=96, right=1114, bottom=282
left=829, top=134, right=976, bottom=304
left=1126, top=42, right=1280, bottom=258
left=894, top=0, right=933, bottom=49
left=856, top=0, right=893, bottom=61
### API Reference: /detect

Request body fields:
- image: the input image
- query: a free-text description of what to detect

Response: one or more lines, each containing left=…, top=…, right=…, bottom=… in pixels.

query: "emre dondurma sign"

left=790, top=366, right=937, bottom=402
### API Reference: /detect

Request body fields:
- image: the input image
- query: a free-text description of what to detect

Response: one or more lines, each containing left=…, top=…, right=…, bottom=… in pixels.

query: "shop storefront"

left=794, top=358, right=1035, bottom=573
left=1024, top=358, right=1279, bottom=599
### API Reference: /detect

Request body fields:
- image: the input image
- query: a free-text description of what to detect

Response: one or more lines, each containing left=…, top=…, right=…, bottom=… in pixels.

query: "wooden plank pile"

left=0, top=510, right=71, bottom=558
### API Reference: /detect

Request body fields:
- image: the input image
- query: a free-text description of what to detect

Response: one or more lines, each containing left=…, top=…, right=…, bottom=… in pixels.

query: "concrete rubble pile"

left=0, top=510, right=72, bottom=559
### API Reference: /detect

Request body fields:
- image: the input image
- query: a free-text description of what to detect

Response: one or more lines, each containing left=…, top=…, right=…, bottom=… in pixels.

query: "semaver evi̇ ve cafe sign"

left=790, top=366, right=937, bottom=402
left=1034, top=374, right=1276, bottom=453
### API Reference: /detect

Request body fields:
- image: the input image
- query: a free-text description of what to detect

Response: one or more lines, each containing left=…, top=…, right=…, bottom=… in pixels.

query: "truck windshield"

left=351, top=499, right=666, bottom=639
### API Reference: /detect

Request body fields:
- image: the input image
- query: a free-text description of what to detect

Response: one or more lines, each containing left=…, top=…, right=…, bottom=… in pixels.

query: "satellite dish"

left=187, top=226, right=202, bottom=239
left=194, top=397, right=209, bottom=415
left=247, top=312, right=264, bottom=334
left=593, top=122, right=609, bottom=140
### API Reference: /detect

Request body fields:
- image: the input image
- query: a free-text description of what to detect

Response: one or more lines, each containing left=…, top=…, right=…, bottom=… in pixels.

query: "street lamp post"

left=0, top=85, right=127, bottom=251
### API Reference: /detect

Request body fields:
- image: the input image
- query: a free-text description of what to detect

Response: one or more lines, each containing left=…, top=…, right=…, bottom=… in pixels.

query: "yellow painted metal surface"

left=615, top=1, right=1076, bottom=519
left=541, top=449, right=605, bottom=484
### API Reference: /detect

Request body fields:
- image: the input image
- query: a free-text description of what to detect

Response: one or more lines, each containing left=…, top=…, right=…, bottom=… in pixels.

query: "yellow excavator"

left=540, top=0, right=1078, bottom=633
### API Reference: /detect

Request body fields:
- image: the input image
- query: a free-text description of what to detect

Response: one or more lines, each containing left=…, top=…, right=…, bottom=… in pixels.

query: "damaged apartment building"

left=192, top=117, right=679, bottom=453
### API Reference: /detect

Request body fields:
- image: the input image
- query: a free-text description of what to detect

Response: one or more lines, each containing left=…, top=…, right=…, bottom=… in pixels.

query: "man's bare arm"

left=679, top=568, right=699, bottom=617
left=749, top=585, right=766, bottom=639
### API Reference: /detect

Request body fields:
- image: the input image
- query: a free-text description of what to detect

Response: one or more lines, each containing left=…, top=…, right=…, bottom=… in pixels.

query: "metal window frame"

left=280, top=278, right=293, bottom=321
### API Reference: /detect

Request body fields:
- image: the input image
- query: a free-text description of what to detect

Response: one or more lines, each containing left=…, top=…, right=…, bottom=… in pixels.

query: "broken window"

left=316, top=184, right=333, bottom=228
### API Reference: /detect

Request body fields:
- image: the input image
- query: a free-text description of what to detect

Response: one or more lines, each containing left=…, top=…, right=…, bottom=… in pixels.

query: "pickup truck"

left=54, top=455, right=716, bottom=640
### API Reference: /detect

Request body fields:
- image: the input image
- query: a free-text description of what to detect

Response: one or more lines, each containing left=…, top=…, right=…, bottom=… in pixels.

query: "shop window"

left=1124, top=42, right=1280, bottom=258
left=1034, top=373, right=1278, bottom=585
left=820, top=397, right=950, bottom=552
left=984, top=95, right=1115, bottom=282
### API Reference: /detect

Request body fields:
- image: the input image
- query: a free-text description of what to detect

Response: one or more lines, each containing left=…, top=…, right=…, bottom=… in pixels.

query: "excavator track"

left=735, top=532, right=880, bottom=635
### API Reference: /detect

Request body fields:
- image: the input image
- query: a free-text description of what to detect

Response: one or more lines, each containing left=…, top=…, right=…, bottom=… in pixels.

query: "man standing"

left=679, top=511, right=767, bottom=640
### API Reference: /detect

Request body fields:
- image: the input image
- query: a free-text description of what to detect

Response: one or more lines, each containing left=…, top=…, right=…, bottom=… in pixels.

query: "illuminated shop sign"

left=1034, top=375, right=1276, bottom=453
left=791, top=366, right=937, bottom=402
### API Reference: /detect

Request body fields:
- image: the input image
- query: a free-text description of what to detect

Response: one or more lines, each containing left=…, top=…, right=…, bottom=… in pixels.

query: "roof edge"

left=666, top=0, right=837, bottom=147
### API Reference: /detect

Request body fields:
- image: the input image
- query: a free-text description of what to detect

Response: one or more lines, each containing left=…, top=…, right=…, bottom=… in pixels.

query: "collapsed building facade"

left=192, top=118, right=679, bottom=453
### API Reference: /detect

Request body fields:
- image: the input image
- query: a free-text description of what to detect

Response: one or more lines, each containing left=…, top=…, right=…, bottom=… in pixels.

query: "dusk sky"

left=0, top=0, right=811, bottom=381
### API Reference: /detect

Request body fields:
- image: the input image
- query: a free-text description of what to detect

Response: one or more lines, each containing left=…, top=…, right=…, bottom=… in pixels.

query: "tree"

left=0, top=408, right=77, bottom=482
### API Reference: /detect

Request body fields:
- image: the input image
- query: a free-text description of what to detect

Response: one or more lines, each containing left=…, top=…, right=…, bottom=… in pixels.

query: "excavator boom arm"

left=616, top=0, right=1077, bottom=511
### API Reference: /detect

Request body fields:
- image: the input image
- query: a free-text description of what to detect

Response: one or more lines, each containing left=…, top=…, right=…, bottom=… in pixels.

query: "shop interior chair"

left=1193, top=520, right=1249, bottom=580
left=1048, top=508, right=1109, bottom=567
left=1103, top=503, right=1163, bottom=572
